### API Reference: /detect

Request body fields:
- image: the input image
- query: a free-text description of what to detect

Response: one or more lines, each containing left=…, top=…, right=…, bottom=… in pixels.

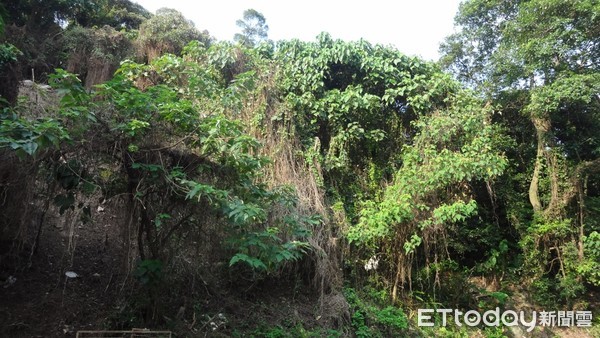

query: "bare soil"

left=0, top=206, right=129, bottom=337
left=0, top=203, right=341, bottom=338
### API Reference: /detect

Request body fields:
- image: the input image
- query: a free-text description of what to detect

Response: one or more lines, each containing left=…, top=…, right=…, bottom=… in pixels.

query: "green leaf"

left=53, top=193, right=75, bottom=215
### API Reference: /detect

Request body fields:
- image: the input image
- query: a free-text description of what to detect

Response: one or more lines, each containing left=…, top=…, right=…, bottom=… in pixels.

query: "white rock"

left=65, top=271, right=78, bottom=278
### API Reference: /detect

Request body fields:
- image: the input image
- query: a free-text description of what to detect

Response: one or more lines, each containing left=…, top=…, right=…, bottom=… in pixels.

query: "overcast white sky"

left=133, top=0, right=462, bottom=61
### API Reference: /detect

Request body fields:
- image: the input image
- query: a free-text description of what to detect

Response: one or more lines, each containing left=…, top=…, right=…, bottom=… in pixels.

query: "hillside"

left=0, top=1, right=598, bottom=337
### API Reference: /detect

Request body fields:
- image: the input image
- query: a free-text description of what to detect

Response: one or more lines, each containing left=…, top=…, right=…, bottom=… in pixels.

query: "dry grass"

left=237, top=62, right=348, bottom=322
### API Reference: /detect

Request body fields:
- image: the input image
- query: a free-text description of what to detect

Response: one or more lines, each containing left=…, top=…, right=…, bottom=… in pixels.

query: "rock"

left=65, top=271, right=78, bottom=278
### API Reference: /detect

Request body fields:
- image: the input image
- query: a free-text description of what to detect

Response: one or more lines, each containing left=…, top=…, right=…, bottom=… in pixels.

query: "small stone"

left=65, top=271, right=78, bottom=278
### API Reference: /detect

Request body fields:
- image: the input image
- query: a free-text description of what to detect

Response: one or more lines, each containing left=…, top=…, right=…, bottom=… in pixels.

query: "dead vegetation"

left=65, top=25, right=134, bottom=89
left=0, top=48, right=351, bottom=336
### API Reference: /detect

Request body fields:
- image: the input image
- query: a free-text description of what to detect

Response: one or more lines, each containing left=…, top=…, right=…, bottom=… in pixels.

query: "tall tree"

left=0, top=0, right=151, bottom=90
left=275, top=33, right=509, bottom=301
left=233, top=9, right=269, bottom=47
left=441, top=0, right=600, bottom=300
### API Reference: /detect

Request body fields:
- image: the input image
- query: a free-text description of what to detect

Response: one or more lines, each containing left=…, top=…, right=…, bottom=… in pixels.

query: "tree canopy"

left=0, top=0, right=151, bottom=30
left=137, top=8, right=211, bottom=61
left=234, top=9, right=269, bottom=47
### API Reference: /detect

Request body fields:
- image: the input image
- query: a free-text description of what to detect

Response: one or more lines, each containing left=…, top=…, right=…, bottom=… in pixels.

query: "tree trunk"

left=577, top=176, right=587, bottom=261
left=545, top=149, right=561, bottom=216
left=528, top=116, right=549, bottom=212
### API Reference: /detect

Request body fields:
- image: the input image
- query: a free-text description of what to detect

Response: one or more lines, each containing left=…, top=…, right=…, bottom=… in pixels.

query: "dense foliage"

left=441, top=0, right=600, bottom=305
left=1, top=0, right=598, bottom=336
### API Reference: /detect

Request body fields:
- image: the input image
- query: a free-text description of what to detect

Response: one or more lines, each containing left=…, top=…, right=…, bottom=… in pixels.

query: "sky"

left=132, top=0, right=463, bottom=61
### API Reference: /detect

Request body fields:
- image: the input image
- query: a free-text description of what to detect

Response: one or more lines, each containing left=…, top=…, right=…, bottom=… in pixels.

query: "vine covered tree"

left=441, top=0, right=600, bottom=301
